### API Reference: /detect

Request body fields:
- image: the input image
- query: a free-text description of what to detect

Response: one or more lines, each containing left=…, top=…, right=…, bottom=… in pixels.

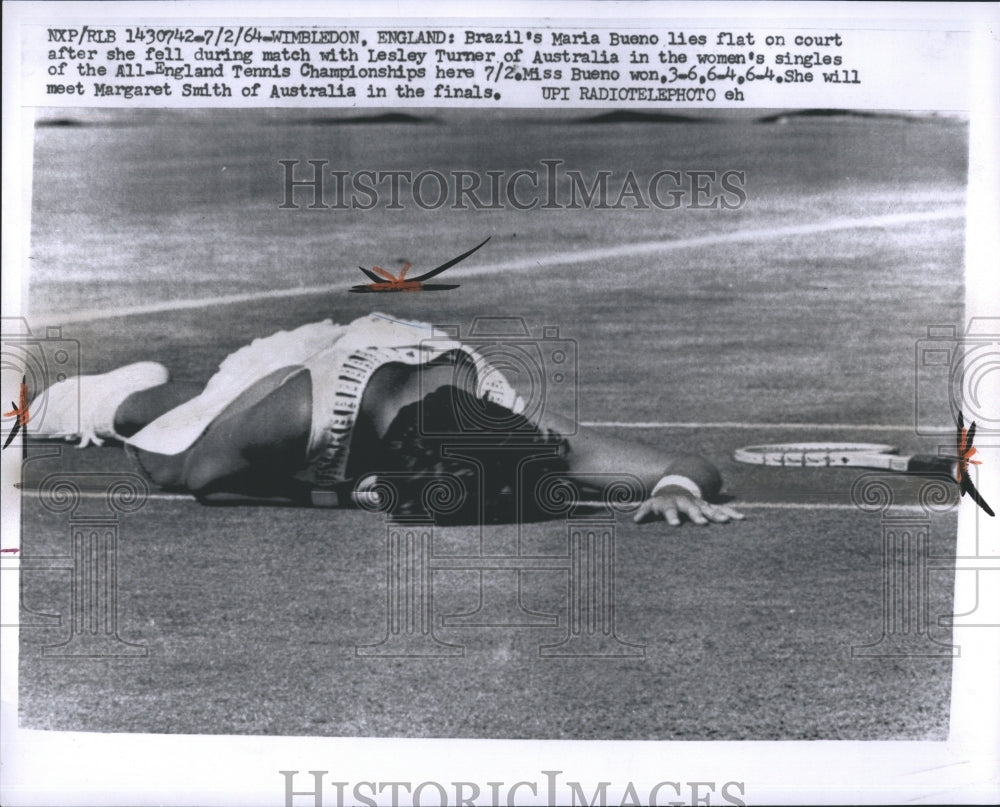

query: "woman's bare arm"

left=539, top=411, right=743, bottom=526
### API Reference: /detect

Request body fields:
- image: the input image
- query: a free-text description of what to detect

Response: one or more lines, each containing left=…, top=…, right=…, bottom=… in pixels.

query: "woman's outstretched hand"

left=633, top=491, right=745, bottom=526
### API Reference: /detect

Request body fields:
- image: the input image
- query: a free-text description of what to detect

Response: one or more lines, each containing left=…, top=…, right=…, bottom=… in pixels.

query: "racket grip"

left=906, top=455, right=955, bottom=475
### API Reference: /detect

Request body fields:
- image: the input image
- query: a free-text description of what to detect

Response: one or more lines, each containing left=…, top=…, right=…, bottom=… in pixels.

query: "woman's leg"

left=131, top=368, right=313, bottom=497
left=114, top=382, right=205, bottom=437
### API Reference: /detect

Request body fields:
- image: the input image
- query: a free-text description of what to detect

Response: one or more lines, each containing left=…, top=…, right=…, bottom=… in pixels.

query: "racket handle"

left=905, top=455, right=955, bottom=475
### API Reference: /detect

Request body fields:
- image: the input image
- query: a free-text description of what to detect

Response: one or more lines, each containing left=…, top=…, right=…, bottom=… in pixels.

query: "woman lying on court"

left=32, top=313, right=743, bottom=527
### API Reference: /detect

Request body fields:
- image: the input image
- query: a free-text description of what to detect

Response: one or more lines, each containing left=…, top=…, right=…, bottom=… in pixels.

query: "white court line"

left=32, top=207, right=964, bottom=326
left=13, top=489, right=188, bottom=502
left=14, top=489, right=950, bottom=513
left=580, top=421, right=944, bottom=431
left=735, top=502, right=953, bottom=513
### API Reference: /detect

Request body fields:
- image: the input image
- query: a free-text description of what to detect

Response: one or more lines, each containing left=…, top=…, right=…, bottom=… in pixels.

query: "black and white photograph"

left=2, top=2, right=998, bottom=805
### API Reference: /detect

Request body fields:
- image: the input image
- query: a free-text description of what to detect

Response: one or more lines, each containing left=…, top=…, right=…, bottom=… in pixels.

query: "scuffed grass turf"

left=17, top=110, right=966, bottom=739
left=19, top=485, right=956, bottom=739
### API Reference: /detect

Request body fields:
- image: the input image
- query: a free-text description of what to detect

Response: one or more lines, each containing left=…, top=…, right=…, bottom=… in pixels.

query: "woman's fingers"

left=633, top=495, right=746, bottom=526
left=632, top=498, right=680, bottom=525
left=696, top=502, right=744, bottom=523
left=661, top=503, right=681, bottom=526
left=632, top=500, right=653, bottom=523
left=713, top=503, right=746, bottom=521
left=676, top=497, right=709, bottom=525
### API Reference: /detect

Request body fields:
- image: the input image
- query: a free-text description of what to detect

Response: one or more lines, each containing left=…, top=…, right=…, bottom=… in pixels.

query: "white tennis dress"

left=127, top=313, right=523, bottom=488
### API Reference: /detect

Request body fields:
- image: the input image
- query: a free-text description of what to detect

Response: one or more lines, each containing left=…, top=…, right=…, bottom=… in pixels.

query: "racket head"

left=733, top=442, right=900, bottom=468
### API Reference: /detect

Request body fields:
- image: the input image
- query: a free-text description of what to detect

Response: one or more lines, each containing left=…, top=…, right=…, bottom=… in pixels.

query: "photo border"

left=2, top=2, right=997, bottom=804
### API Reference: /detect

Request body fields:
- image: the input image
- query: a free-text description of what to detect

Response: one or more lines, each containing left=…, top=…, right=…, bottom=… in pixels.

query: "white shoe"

left=31, top=362, right=169, bottom=447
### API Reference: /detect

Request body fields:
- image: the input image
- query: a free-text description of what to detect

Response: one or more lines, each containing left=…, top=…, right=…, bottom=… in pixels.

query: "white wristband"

left=651, top=475, right=702, bottom=499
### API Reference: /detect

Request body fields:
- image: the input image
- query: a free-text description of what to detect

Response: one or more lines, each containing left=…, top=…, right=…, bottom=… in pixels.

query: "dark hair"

left=372, top=386, right=570, bottom=525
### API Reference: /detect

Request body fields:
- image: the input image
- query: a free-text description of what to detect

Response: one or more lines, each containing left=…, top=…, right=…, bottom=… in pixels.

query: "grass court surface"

left=16, top=109, right=966, bottom=739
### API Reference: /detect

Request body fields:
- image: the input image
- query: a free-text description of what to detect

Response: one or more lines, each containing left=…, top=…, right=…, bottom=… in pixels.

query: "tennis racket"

left=733, top=442, right=955, bottom=475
